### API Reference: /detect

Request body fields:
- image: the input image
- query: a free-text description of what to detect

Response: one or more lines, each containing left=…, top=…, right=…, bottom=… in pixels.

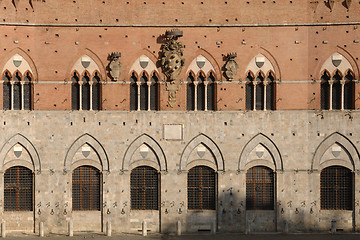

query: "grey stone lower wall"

left=0, top=110, right=358, bottom=234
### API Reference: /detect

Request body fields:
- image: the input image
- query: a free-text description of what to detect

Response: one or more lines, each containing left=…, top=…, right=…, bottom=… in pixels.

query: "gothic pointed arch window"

left=129, top=55, right=160, bottom=111
left=185, top=55, right=217, bottom=111
left=266, top=72, right=275, bottom=110
left=320, top=53, right=355, bottom=110
left=246, top=166, right=274, bottom=210
left=2, top=54, right=34, bottom=110
left=70, top=56, right=102, bottom=111
left=320, top=166, right=353, bottom=210
left=245, top=72, right=254, bottom=110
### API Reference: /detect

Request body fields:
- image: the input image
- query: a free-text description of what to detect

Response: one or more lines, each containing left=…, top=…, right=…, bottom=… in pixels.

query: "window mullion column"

left=263, top=81, right=268, bottom=111
left=253, top=81, right=257, bottom=111
left=137, top=82, right=141, bottom=111
left=329, top=80, right=333, bottom=110
left=20, top=81, right=24, bottom=110
left=89, top=81, right=93, bottom=111
left=79, top=80, right=83, bottom=111
left=194, top=81, right=198, bottom=111
left=204, top=81, right=208, bottom=111
left=147, top=82, right=151, bottom=111
left=340, top=79, right=345, bottom=110
left=10, top=81, right=14, bottom=110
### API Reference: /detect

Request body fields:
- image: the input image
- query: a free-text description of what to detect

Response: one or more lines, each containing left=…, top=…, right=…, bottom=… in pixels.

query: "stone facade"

left=0, top=0, right=359, bottom=235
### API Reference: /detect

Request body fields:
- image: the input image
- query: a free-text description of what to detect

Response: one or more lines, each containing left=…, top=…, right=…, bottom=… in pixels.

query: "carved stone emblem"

left=161, top=29, right=185, bottom=82
left=109, top=52, right=121, bottom=81
left=224, top=53, right=239, bottom=81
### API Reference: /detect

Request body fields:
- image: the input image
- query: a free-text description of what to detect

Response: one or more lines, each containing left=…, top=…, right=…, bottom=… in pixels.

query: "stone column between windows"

left=263, top=80, right=269, bottom=111
left=10, top=81, right=14, bottom=110
left=340, top=79, right=345, bottom=111
left=79, top=80, right=83, bottom=111
left=329, top=80, right=334, bottom=110
left=194, top=81, right=198, bottom=111
left=147, top=81, right=151, bottom=111
left=89, top=81, right=93, bottom=111
left=20, top=81, right=25, bottom=110
left=137, top=82, right=141, bottom=111
left=204, top=81, right=208, bottom=111
left=252, top=81, right=258, bottom=111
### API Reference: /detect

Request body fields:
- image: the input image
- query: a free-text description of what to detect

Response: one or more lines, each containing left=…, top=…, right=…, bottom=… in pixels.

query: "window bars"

left=72, top=166, right=101, bottom=211
left=4, top=166, right=33, bottom=211
left=188, top=166, right=216, bottom=210
left=130, top=166, right=159, bottom=210
left=321, top=166, right=353, bottom=210
left=246, top=166, right=274, bottom=210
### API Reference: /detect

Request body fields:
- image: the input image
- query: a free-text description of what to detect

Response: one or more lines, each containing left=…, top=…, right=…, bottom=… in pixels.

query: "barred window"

left=246, top=166, right=274, bottom=210
left=72, top=166, right=101, bottom=211
left=321, top=166, right=353, bottom=210
left=188, top=166, right=216, bottom=210
left=130, top=166, right=159, bottom=210
left=4, top=166, right=33, bottom=211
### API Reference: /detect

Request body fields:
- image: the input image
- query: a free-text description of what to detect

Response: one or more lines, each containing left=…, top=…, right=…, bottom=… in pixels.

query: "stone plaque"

left=163, top=124, right=183, bottom=140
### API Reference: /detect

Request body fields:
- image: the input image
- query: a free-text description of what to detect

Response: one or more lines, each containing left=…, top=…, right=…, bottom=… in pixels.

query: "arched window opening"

left=92, top=73, right=101, bottom=111
left=207, top=72, right=215, bottom=111
left=197, top=73, right=206, bottom=111
left=23, top=72, right=32, bottom=110
left=186, top=73, right=195, bottom=111
left=130, top=166, right=159, bottom=210
left=321, top=71, right=331, bottom=110
left=3, top=72, right=12, bottom=110
left=320, top=166, right=352, bottom=210
left=130, top=73, right=138, bottom=111
left=72, top=166, right=101, bottom=211
left=344, top=71, right=355, bottom=110
left=139, top=73, right=149, bottom=111
left=71, top=72, right=80, bottom=110
left=246, top=166, right=274, bottom=210
left=188, top=166, right=216, bottom=210
left=81, top=73, right=91, bottom=111
left=13, top=72, right=22, bottom=110
left=150, top=73, right=159, bottom=111
left=266, top=72, right=275, bottom=110
left=4, top=166, right=33, bottom=211
left=332, top=71, right=342, bottom=110
left=245, top=72, right=254, bottom=110
left=255, top=73, right=265, bottom=110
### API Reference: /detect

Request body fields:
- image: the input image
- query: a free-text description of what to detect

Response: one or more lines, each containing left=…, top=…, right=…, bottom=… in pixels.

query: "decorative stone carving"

left=109, top=52, right=121, bottom=81
left=224, top=53, right=239, bottom=81
left=161, top=29, right=185, bottom=81
left=161, top=29, right=185, bottom=108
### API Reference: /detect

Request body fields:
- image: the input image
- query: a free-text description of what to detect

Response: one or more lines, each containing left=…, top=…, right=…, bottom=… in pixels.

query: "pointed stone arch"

left=66, top=48, right=107, bottom=81
left=185, top=49, right=222, bottom=81
left=312, top=132, right=359, bottom=171
left=180, top=134, right=224, bottom=171
left=0, top=47, right=38, bottom=81
left=0, top=133, right=40, bottom=172
left=239, top=133, right=283, bottom=171
left=64, top=133, right=109, bottom=172
left=122, top=134, right=167, bottom=171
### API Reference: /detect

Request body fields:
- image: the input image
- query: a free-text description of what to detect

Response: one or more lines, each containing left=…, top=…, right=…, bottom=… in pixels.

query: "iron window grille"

left=130, top=166, right=159, bottom=210
left=188, top=166, right=216, bottom=210
left=4, top=166, right=33, bottom=211
left=320, top=166, right=353, bottom=210
left=72, top=166, right=101, bottom=211
left=246, top=166, right=274, bottom=210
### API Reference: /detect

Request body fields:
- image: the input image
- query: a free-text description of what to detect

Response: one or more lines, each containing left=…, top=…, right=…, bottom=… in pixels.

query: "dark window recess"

left=266, top=73, right=275, bottom=110
left=13, top=81, right=21, bottom=110
left=3, top=72, right=11, bottom=110
left=188, top=166, right=216, bottom=210
left=207, top=73, right=215, bottom=111
left=92, top=74, right=101, bottom=110
left=255, top=74, right=264, bottom=110
left=82, top=74, right=90, bottom=110
left=4, top=166, right=33, bottom=211
left=344, top=72, right=354, bottom=110
left=72, top=166, right=101, bottom=211
left=321, top=72, right=330, bottom=110
left=150, top=75, right=158, bottom=110
left=140, top=74, right=148, bottom=110
left=320, top=166, right=353, bottom=210
left=246, top=73, right=254, bottom=110
left=130, top=166, right=159, bottom=210
left=246, top=166, right=274, bottom=210
left=187, top=74, right=195, bottom=111
left=197, top=75, right=205, bottom=111
left=332, top=72, right=342, bottom=110
left=71, top=74, right=80, bottom=110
